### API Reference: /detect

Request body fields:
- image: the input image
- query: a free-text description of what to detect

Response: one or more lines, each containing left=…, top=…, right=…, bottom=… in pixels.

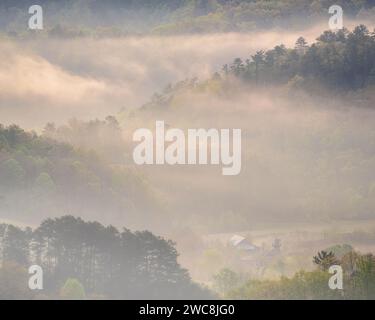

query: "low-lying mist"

left=1, top=21, right=375, bottom=290
left=122, top=84, right=375, bottom=231
left=1, top=19, right=373, bottom=129
left=1, top=24, right=375, bottom=233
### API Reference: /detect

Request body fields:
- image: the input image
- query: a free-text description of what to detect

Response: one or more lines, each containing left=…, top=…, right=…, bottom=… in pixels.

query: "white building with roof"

left=229, top=235, right=259, bottom=252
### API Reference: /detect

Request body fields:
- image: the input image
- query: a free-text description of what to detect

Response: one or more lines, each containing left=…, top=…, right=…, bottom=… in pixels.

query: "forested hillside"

left=143, top=25, right=375, bottom=110
left=129, top=25, right=375, bottom=231
left=2, top=25, right=374, bottom=231
left=222, top=25, right=375, bottom=90
left=0, top=124, right=160, bottom=228
left=2, top=0, right=375, bottom=301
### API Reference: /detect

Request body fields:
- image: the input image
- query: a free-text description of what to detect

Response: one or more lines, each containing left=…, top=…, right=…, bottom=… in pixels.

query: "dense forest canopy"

left=223, top=25, right=375, bottom=90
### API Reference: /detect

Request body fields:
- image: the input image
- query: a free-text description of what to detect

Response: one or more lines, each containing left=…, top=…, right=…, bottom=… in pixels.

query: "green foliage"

left=0, top=158, right=25, bottom=188
left=223, top=25, right=375, bottom=90
left=0, top=123, right=159, bottom=227
left=0, top=262, right=33, bottom=300
left=60, top=278, right=86, bottom=300
left=227, top=249, right=375, bottom=299
left=34, top=172, right=56, bottom=195
left=152, top=0, right=375, bottom=33
left=343, top=252, right=375, bottom=299
left=213, top=268, right=242, bottom=296
left=228, top=270, right=340, bottom=299
left=0, top=224, right=30, bottom=266
left=2, top=0, right=375, bottom=35
left=142, top=25, right=375, bottom=115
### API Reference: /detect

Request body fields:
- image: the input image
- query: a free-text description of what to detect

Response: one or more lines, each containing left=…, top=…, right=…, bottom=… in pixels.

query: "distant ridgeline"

left=0, top=216, right=212, bottom=299
left=221, top=25, right=375, bottom=90
left=142, top=25, right=375, bottom=112
left=0, top=123, right=160, bottom=228
left=1, top=0, right=375, bottom=35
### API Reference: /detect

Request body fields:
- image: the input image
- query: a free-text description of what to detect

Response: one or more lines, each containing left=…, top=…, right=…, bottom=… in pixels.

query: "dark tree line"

left=142, top=25, right=375, bottom=112
left=0, top=216, right=212, bottom=299
left=223, top=25, right=375, bottom=90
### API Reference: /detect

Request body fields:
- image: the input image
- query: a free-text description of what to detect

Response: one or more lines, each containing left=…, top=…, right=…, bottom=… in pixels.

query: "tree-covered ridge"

left=1, top=0, right=375, bottom=35
left=42, top=116, right=126, bottom=163
left=141, top=25, right=375, bottom=112
left=223, top=25, right=375, bottom=90
left=0, top=123, right=158, bottom=227
left=0, top=216, right=212, bottom=299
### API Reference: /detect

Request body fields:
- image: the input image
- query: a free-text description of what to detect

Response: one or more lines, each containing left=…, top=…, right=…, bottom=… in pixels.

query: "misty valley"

left=132, top=120, right=241, bottom=175
left=1, top=0, right=375, bottom=302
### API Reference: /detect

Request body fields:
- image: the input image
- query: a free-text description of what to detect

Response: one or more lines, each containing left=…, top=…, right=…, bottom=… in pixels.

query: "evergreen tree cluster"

left=223, top=25, right=375, bottom=90
left=0, top=216, right=212, bottom=299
